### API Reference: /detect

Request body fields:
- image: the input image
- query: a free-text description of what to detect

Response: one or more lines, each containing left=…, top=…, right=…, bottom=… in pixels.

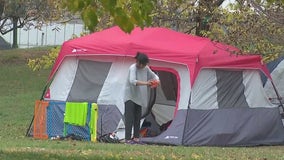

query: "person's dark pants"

left=124, top=100, right=142, bottom=140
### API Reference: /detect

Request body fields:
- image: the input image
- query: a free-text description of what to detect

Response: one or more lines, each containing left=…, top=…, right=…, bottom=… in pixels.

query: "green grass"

left=0, top=48, right=284, bottom=160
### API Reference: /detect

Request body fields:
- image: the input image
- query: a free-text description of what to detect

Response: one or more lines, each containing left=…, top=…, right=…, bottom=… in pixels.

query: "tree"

left=60, top=0, right=226, bottom=34
left=247, top=0, right=284, bottom=25
left=205, top=1, right=284, bottom=61
left=60, top=0, right=155, bottom=33
left=151, top=0, right=225, bottom=35
left=0, top=0, right=70, bottom=48
left=28, top=0, right=284, bottom=70
left=151, top=0, right=284, bottom=60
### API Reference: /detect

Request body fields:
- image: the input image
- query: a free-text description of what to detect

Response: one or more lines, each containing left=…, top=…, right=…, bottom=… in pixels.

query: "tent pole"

left=25, top=84, right=49, bottom=137
left=181, top=94, right=191, bottom=145
left=270, top=80, right=284, bottom=113
left=25, top=115, right=34, bottom=137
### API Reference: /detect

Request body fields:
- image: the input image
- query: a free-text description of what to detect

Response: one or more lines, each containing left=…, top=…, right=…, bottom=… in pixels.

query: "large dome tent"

left=29, top=26, right=284, bottom=146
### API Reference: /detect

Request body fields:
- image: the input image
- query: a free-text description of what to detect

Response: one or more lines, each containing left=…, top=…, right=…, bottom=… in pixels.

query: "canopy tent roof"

left=49, top=26, right=270, bottom=85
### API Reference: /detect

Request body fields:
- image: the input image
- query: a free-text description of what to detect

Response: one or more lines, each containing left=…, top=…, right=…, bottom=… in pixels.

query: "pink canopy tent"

left=30, top=26, right=284, bottom=146
left=48, top=26, right=270, bottom=85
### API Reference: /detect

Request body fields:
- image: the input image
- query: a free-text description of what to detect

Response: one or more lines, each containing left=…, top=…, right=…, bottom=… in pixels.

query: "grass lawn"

left=0, top=48, right=284, bottom=160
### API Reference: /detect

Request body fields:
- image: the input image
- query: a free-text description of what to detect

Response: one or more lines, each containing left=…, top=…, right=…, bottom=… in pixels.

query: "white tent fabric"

left=264, top=60, right=284, bottom=100
left=97, top=56, right=132, bottom=115
left=243, top=70, right=275, bottom=108
left=191, top=69, right=218, bottom=110
left=190, top=69, right=276, bottom=110
left=152, top=104, right=175, bottom=125
left=48, top=57, right=78, bottom=101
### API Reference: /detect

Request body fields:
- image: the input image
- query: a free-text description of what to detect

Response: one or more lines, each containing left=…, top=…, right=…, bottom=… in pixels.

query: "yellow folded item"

left=90, top=103, right=98, bottom=142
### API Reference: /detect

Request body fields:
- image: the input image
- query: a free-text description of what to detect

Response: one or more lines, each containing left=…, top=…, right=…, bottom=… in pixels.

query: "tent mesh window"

left=67, top=60, right=112, bottom=102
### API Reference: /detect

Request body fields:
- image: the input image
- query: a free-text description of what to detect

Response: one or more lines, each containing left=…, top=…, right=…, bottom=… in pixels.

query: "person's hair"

left=135, top=52, right=149, bottom=65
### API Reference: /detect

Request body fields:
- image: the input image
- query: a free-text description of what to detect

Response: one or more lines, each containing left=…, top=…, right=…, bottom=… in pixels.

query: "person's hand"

left=146, top=80, right=152, bottom=86
left=149, top=79, right=160, bottom=88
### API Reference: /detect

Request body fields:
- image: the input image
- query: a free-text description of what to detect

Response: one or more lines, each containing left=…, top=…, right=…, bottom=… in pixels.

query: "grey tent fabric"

left=141, top=113, right=162, bottom=137
left=141, top=109, right=187, bottom=145
left=182, top=108, right=284, bottom=146
left=157, top=71, right=178, bottom=101
left=216, top=70, right=249, bottom=108
left=67, top=60, right=112, bottom=102
left=97, top=104, right=122, bottom=137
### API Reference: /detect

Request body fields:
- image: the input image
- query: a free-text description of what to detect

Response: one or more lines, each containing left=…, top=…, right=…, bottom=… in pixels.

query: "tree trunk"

left=0, top=0, right=4, bottom=17
left=195, top=0, right=208, bottom=36
left=12, top=17, right=18, bottom=48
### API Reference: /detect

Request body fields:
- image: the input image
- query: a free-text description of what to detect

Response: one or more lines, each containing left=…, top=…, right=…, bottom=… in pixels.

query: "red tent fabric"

left=49, top=26, right=270, bottom=85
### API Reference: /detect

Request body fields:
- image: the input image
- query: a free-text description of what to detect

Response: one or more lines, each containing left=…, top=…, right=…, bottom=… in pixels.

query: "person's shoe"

left=125, top=140, right=136, bottom=145
left=132, top=139, right=145, bottom=145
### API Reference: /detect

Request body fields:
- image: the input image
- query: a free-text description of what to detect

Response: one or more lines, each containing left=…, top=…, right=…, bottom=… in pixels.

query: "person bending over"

left=124, top=52, right=160, bottom=144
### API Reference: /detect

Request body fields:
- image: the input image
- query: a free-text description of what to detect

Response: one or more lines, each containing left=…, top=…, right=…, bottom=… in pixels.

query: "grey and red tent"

left=262, top=56, right=284, bottom=105
left=33, top=26, right=284, bottom=146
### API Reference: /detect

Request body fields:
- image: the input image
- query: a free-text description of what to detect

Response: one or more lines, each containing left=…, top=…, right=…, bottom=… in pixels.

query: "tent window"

left=67, top=60, right=112, bottom=102
left=157, top=71, right=178, bottom=102
left=216, top=70, right=249, bottom=108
